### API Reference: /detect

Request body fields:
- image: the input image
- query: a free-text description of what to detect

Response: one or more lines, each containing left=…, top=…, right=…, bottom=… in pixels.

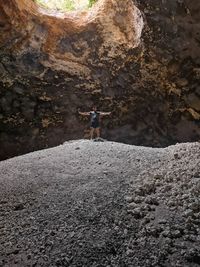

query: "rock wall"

left=0, top=0, right=199, bottom=160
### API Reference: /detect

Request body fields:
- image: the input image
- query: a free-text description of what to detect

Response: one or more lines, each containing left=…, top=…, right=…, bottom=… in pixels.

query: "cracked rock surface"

left=0, top=140, right=199, bottom=266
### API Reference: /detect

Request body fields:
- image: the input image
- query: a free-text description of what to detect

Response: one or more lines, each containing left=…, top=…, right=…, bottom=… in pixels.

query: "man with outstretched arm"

left=78, top=106, right=111, bottom=140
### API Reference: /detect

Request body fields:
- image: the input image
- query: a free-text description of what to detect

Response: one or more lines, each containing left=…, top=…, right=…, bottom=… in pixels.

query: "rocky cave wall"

left=0, top=0, right=200, bottom=160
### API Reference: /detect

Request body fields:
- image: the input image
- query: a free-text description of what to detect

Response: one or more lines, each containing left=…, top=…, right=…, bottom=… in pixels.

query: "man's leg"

left=90, top=127, right=94, bottom=139
left=96, top=127, right=100, bottom=138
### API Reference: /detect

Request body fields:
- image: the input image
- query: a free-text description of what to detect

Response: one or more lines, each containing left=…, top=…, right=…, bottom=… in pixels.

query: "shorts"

left=90, top=121, right=100, bottom=129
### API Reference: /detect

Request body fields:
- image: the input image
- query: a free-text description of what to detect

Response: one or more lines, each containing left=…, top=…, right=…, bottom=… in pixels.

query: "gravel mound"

left=0, top=140, right=200, bottom=267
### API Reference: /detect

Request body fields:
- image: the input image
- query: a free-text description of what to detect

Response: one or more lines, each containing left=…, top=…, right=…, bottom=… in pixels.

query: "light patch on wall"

left=34, top=0, right=97, bottom=11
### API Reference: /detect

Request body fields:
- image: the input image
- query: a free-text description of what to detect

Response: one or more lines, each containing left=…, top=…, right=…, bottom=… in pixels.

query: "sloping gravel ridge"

left=0, top=140, right=200, bottom=267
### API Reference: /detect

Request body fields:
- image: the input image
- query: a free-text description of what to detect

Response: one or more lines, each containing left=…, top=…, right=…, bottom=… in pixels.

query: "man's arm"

left=78, top=111, right=90, bottom=116
left=99, top=112, right=111, bottom=116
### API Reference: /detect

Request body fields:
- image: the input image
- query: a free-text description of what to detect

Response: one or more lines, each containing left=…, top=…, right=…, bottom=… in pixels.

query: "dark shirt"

left=90, top=111, right=100, bottom=125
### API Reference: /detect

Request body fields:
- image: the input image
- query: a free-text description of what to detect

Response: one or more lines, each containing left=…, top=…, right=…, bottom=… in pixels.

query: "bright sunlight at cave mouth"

left=34, top=0, right=97, bottom=11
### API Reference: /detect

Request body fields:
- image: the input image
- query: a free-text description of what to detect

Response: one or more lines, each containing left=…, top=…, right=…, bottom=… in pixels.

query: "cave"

left=0, top=1, right=200, bottom=265
left=0, top=0, right=200, bottom=160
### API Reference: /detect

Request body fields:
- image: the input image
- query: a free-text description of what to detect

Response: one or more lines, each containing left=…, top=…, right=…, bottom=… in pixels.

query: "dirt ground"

left=0, top=140, right=200, bottom=267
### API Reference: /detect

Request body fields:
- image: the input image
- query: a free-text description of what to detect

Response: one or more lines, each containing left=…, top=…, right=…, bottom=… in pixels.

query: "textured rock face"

left=0, top=0, right=200, bottom=160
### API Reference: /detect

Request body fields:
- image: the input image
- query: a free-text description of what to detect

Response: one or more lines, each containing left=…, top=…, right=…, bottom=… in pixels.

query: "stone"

left=13, top=86, right=24, bottom=95
left=183, top=209, right=193, bottom=217
left=176, top=78, right=189, bottom=87
left=174, top=153, right=179, bottom=159
left=128, top=207, right=143, bottom=219
left=133, top=196, right=144, bottom=204
left=145, top=196, right=159, bottom=206
left=184, top=94, right=200, bottom=112
left=13, top=203, right=25, bottom=211
left=171, top=230, right=182, bottom=238
left=162, top=230, right=171, bottom=238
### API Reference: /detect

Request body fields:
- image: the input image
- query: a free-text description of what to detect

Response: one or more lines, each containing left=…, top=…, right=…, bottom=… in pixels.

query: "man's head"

left=92, top=106, right=97, bottom=111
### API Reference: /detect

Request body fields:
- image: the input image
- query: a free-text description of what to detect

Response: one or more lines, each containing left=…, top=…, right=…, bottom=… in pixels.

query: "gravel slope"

left=0, top=140, right=200, bottom=267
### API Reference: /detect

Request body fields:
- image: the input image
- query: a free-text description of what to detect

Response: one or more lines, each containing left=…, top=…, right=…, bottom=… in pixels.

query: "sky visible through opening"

left=35, top=0, right=97, bottom=11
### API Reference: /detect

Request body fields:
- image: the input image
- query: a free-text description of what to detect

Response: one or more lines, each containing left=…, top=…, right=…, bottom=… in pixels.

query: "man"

left=78, top=106, right=111, bottom=139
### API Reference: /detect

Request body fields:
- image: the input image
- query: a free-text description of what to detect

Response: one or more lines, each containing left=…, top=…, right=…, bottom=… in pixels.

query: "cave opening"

left=34, top=0, right=97, bottom=12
